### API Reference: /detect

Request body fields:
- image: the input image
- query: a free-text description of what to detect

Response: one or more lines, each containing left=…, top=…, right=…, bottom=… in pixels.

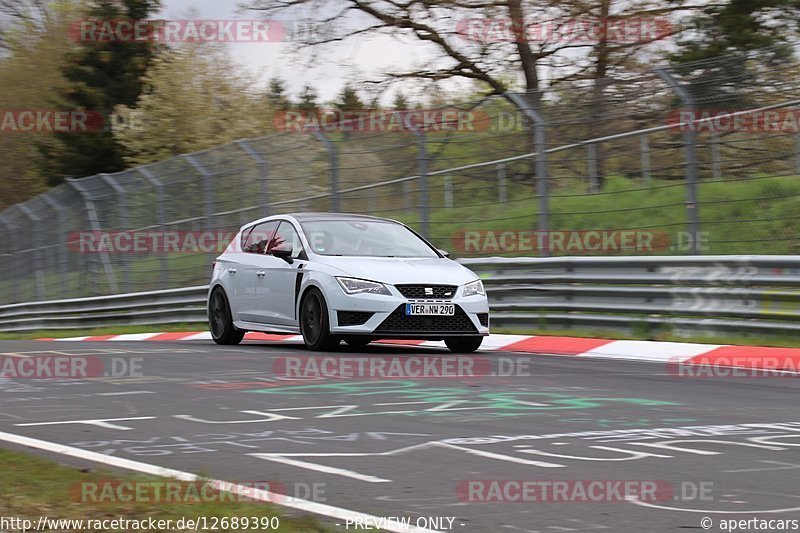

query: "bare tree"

left=243, top=0, right=693, bottom=100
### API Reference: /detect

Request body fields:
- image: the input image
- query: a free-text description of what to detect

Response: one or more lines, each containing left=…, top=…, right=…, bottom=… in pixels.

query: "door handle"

left=256, top=271, right=266, bottom=278
left=227, top=268, right=237, bottom=274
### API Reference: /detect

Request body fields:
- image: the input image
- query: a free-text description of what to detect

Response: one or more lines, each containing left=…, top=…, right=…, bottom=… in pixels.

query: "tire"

left=209, top=287, right=245, bottom=345
left=344, top=336, right=371, bottom=348
left=300, top=288, right=340, bottom=351
left=445, top=336, right=483, bottom=353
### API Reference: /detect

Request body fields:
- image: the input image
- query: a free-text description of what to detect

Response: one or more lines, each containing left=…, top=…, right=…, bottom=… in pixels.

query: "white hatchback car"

left=208, top=213, right=489, bottom=352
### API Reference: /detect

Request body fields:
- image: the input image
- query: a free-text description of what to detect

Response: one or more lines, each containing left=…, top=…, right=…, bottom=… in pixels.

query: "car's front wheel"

left=445, top=336, right=483, bottom=353
left=300, top=288, right=340, bottom=351
left=209, top=287, right=245, bottom=345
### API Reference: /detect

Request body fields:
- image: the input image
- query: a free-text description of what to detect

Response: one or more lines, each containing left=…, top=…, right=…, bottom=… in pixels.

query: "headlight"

left=463, top=279, right=485, bottom=297
left=336, top=277, right=391, bottom=296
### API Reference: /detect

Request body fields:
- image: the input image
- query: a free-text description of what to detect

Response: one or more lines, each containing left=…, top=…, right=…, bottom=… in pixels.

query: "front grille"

left=337, top=311, right=374, bottom=326
left=375, top=305, right=477, bottom=334
left=396, top=284, right=457, bottom=300
left=477, top=313, right=489, bottom=327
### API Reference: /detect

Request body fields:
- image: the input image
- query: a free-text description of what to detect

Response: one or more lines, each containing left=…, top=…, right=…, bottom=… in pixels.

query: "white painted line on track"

left=251, top=454, right=392, bottom=483
left=96, top=391, right=155, bottom=396
left=0, top=431, right=441, bottom=533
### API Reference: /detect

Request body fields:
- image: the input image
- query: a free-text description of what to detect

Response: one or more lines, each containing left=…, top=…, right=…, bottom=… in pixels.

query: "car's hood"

left=313, top=256, right=478, bottom=285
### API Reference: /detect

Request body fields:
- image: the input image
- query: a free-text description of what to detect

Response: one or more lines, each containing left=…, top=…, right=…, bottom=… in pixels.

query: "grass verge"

left=0, top=447, right=328, bottom=532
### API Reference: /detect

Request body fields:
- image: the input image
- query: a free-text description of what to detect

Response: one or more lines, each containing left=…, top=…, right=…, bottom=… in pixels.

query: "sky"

left=159, top=0, right=433, bottom=104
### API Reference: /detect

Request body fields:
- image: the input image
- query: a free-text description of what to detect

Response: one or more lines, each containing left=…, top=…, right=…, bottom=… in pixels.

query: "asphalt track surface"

left=2, top=339, right=800, bottom=533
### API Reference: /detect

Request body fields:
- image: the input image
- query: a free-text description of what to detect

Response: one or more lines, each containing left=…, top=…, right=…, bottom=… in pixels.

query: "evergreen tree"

left=336, top=83, right=363, bottom=110
left=38, top=0, right=162, bottom=184
left=296, top=84, right=319, bottom=112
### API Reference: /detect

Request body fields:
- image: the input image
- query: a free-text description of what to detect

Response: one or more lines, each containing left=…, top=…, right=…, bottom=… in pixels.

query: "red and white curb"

left=37, top=332, right=800, bottom=372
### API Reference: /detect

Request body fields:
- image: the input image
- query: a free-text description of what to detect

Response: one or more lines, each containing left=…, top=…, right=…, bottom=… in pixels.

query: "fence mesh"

left=2, top=48, right=800, bottom=303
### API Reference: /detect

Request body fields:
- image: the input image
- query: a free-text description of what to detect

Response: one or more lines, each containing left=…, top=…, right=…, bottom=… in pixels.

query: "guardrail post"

left=312, top=131, right=340, bottom=212
left=236, top=140, right=269, bottom=217
left=66, top=178, right=119, bottom=295
left=410, top=126, right=429, bottom=238
left=40, top=192, right=70, bottom=298
left=640, top=134, right=651, bottom=184
left=497, top=163, right=507, bottom=203
left=656, top=68, right=701, bottom=255
left=444, top=175, right=453, bottom=209
left=182, top=155, right=215, bottom=230
left=0, top=214, right=19, bottom=303
left=99, top=173, right=130, bottom=292
left=16, top=204, right=45, bottom=301
left=505, top=92, right=550, bottom=255
left=138, top=167, right=169, bottom=290
left=587, top=142, right=600, bottom=193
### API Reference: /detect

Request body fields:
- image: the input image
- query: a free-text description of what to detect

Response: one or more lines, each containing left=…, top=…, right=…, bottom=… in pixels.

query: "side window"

left=241, top=221, right=279, bottom=254
left=270, top=221, right=304, bottom=259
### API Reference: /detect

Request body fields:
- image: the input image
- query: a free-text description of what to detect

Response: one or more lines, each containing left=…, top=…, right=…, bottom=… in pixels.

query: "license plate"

left=405, top=304, right=455, bottom=316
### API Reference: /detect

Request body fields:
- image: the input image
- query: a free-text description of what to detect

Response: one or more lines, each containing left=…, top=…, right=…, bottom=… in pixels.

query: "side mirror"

left=437, top=249, right=450, bottom=258
left=272, top=246, right=294, bottom=263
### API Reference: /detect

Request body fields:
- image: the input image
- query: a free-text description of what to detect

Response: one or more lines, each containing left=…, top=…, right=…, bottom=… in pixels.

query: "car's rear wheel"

left=445, top=336, right=483, bottom=353
left=209, top=287, right=245, bottom=345
left=344, top=336, right=371, bottom=348
left=300, top=288, right=339, bottom=351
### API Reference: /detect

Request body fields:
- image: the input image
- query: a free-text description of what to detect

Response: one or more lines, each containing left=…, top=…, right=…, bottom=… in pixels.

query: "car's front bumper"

left=327, top=285, right=490, bottom=339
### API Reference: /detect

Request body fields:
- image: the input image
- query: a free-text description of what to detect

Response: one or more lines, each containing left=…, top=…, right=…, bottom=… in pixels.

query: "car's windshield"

left=301, top=220, right=439, bottom=258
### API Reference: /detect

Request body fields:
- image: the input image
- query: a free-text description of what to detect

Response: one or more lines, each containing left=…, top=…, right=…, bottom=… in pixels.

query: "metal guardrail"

left=1, top=256, right=799, bottom=336
left=462, top=256, right=800, bottom=335
left=0, top=286, right=208, bottom=332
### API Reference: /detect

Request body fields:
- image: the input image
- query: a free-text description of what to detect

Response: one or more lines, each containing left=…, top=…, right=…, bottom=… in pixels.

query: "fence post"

left=505, top=92, right=550, bottom=255
left=312, top=131, right=340, bottom=212
left=0, top=214, right=19, bottom=303
left=183, top=155, right=215, bottom=231
left=656, top=68, right=701, bottom=255
left=795, top=132, right=800, bottom=175
left=710, top=132, right=721, bottom=179
left=99, top=173, right=129, bottom=292
left=410, top=127, right=429, bottom=238
left=66, top=178, right=119, bottom=294
left=236, top=140, right=269, bottom=217
left=16, top=204, right=45, bottom=301
left=136, top=167, right=169, bottom=290
left=40, top=192, right=70, bottom=299
left=497, top=163, right=507, bottom=203
left=587, top=142, right=600, bottom=193
left=640, top=134, right=651, bottom=184
left=444, top=175, right=453, bottom=209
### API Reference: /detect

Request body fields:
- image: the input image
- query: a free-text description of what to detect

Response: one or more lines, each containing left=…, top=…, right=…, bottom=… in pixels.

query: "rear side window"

left=241, top=220, right=279, bottom=254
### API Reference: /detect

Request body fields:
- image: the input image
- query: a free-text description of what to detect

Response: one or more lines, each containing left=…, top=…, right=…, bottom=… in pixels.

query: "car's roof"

left=240, top=212, right=401, bottom=232
left=289, top=212, right=395, bottom=222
